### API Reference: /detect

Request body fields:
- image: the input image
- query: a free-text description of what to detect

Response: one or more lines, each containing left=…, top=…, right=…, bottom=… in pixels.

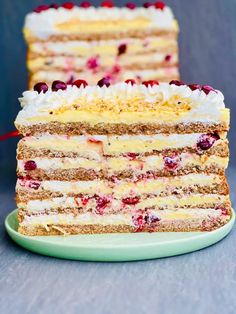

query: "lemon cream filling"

left=19, top=133, right=226, bottom=155
left=29, top=37, right=178, bottom=57
left=20, top=208, right=223, bottom=227
left=17, top=154, right=228, bottom=172
left=17, top=174, right=224, bottom=197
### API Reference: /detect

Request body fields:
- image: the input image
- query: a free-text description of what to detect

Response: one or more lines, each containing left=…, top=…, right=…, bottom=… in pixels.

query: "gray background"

left=0, top=1, right=236, bottom=313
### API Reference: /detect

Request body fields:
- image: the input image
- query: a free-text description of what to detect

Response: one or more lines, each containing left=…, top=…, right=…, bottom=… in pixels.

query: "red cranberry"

left=33, top=82, right=48, bottom=94
left=125, top=79, right=136, bottom=85
left=34, top=5, right=49, bottom=13
left=164, top=155, right=180, bottom=170
left=28, top=181, right=40, bottom=190
left=49, top=3, right=59, bottom=9
left=154, top=1, right=165, bottom=10
left=169, top=80, right=185, bottom=86
left=126, top=2, right=136, bottom=9
left=80, top=1, right=91, bottom=8
left=143, top=2, right=153, bottom=8
left=87, top=137, right=102, bottom=144
left=66, top=75, right=75, bottom=85
left=24, top=161, right=37, bottom=171
left=72, top=79, right=88, bottom=88
left=81, top=197, right=90, bottom=206
left=52, top=80, right=67, bottom=91
left=97, top=77, right=110, bottom=87
left=124, top=152, right=138, bottom=160
left=201, top=85, right=216, bottom=95
left=197, top=133, right=219, bottom=151
left=142, top=80, right=159, bottom=87
left=122, top=197, right=140, bottom=205
left=61, top=2, right=75, bottom=9
left=95, top=196, right=110, bottom=215
left=132, top=214, right=145, bottom=231
left=118, top=43, right=127, bottom=56
left=101, top=1, right=114, bottom=8
left=86, top=56, right=99, bottom=70
left=188, top=84, right=201, bottom=91
left=165, top=54, right=172, bottom=62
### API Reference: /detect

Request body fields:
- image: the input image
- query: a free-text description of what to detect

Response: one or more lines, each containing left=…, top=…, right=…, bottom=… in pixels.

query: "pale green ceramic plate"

left=5, top=209, right=235, bottom=262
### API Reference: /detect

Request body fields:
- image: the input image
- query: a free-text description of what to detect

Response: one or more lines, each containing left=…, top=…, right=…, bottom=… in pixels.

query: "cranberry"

left=188, top=84, right=201, bottom=91
left=169, top=80, right=185, bottom=86
left=34, top=5, right=49, bottom=13
left=52, top=80, right=67, bottom=91
left=66, top=75, right=75, bottom=85
left=81, top=197, right=90, bottom=206
left=142, top=80, right=159, bottom=87
left=61, top=2, right=75, bottom=9
left=122, top=197, right=140, bottom=205
left=80, top=1, right=91, bottom=8
left=97, top=77, right=110, bottom=87
left=86, top=56, right=99, bottom=70
left=87, top=137, right=102, bottom=144
left=164, top=155, right=180, bottom=170
left=125, top=79, right=136, bottom=85
left=24, top=161, right=37, bottom=171
left=126, top=2, right=136, bottom=9
left=154, top=1, right=165, bottom=10
left=33, top=82, right=48, bottom=93
left=165, top=54, right=172, bottom=62
left=49, top=3, right=59, bottom=9
left=124, top=152, right=138, bottom=160
left=95, top=196, right=110, bottom=215
left=197, top=133, right=219, bottom=151
left=101, top=1, right=114, bottom=8
left=118, top=43, right=127, bottom=56
left=132, top=214, right=145, bottom=231
left=72, top=79, right=88, bottom=88
left=28, top=181, right=40, bottom=190
left=201, top=85, right=216, bottom=95
left=143, top=2, right=153, bottom=8
left=111, top=64, right=121, bottom=74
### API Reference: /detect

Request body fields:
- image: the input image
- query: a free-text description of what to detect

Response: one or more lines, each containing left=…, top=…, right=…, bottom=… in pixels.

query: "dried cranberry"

left=169, top=80, right=185, bottom=86
left=24, top=161, right=37, bottom=171
left=33, top=82, right=48, bottom=94
left=61, top=2, right=75, bottom=9
left=142, top=80, right=159, bottom=87
left=52, top=80, right=67, bottom=91
left=118, top=43, right=127, bottom=56
left=164, top=155, right=180, bottom=170
left=34, top=5, right=49, bottom=13
left=154, top=1, right=165, bottom=10
left=72, top=79, right=88, bottom=88
left=80, top=1, right=91, bottom=8
left=125, top=79, right=136, bottom=85
left=126, top=2, right=136, bottom=9
left=188, top=84, right=201, bottom=91
left=125, top=152, right=138, bottom=160
left=165, top=54, right=172, bottom=62
left=143, top=2, right=153, bottom=8
left=101, top=1, right=114, bottom=8
left=49, top=4, right=59, bottom=9
left=132, top=214, right=145, bottom=231
left=87, top=137, right=102, bottom=144
left=122, top=197, right=140, bottom=205
left=197, top=133, right=219, bottom=151
left=97, top=77, right=110, bottom=87
left=201, top=85, right=216, bottom=95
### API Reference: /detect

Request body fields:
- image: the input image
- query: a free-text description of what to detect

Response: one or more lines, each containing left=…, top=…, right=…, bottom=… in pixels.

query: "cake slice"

left=15, top=79, right=231, bottom=235
left=24, top=1, right=179, bottom=87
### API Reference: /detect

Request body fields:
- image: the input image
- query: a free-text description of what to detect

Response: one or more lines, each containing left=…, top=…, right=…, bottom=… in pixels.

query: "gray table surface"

left=0, top=167, right=235, bottom=314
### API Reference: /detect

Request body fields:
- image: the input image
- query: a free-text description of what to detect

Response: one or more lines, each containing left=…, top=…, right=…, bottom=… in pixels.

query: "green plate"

left=5, top=209, right=235, bottom=262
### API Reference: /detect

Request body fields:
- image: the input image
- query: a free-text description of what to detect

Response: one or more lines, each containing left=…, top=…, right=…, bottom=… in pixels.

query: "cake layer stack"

left=15, top=79, right=231, bottom=235
left=24, top=2, right=179, bottom=88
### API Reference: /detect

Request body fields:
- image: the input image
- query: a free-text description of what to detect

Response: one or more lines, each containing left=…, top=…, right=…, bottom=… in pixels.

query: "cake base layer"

left=18, top=216, right=230, bottom=236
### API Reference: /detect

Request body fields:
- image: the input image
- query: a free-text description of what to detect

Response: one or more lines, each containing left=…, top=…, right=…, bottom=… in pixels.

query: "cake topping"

left=49, top=4, right=59, bottom=9
left=118, top=43, right=127, bottom=56
left=169, top=80, right=185, bottom=86
left=72, top=79, right=88, bottom=88
left=52, top=80, right=67, bottom=91
left=155, top=1, right=166, bottom=10
left=80, top=1, right=91, bottom=8
left=34, top=5, right=49, bottom=13
left=188, top=84, right=201, bottom=91
left=33, top=82, right=48, bottom=94
left=97, top=77, right=111, bottom=87
left=126, top=2, right=136, bottom=9
left=202, top=85, right=216, bottom=95
left=101, top=1, right=114, bottom=8
left=24, top=160, right=37, bottom=171
left=61, top=2, right=75, bottom=9
left=143, top=2, right=153, bottom=8
left=125, top=79, right=136, bottom=85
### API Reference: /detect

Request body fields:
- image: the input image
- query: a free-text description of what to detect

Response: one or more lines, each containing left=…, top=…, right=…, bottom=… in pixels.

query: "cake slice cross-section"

left=24, top=2, right=179, bottom=87
left=15, top=79, right=231, bottom=235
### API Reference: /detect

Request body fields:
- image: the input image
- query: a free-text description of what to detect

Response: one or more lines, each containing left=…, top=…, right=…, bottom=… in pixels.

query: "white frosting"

left=21, top=208, right=222, bottom=226
left=16, top=83, right=226, bottom=126
left=25, top=7, right=176, bottom=39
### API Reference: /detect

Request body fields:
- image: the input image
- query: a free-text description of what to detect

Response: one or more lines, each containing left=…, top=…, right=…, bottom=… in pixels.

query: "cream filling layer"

left=17, top=174, right=224, bottom=197
left=20, top=208, right=223, bottom=227
left=29, top=37, right=178, bottom=57
left=17, top=154, right=229, bottom=172
left=19, top=134, right=227, bottom=155
left=28, top=53, right=178, bottom=71
left=18, top=194, right=229, bottom=212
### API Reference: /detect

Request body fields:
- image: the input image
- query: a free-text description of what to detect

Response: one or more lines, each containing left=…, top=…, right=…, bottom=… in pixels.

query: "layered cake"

left=24, top=1, right=179, bottom=87
left=15, top=78, right=231, bottom=235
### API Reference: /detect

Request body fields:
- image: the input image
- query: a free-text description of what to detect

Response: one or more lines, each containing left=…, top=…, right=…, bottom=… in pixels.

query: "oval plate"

left=5, top=209, right=235, bottom=262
